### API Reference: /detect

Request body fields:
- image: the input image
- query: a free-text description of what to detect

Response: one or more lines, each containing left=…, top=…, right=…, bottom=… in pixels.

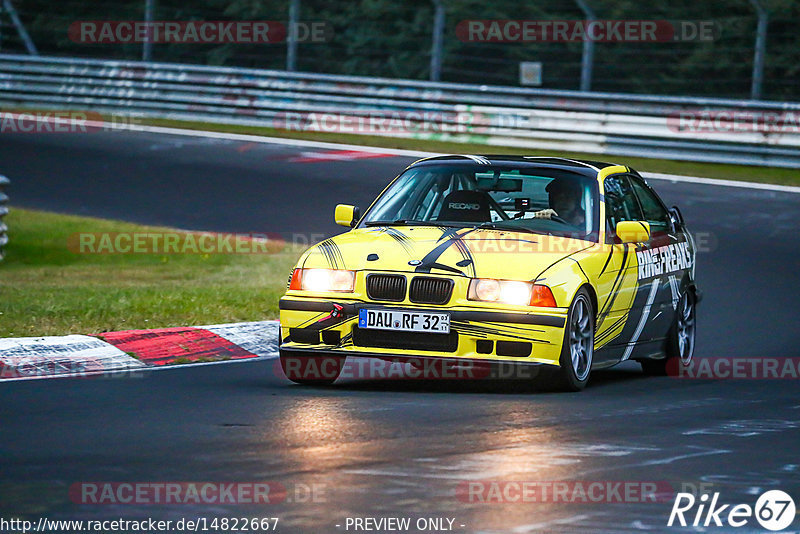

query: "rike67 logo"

left=669, top=490, right=796, bottom=531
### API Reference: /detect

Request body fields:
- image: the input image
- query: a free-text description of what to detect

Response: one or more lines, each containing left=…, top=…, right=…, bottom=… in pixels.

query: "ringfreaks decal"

left=637, top=241, right=692, bottom=280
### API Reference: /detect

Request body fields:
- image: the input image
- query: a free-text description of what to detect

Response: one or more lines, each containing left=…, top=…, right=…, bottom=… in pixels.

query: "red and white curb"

left=0, top=321, right=279, bottom=381
left=0, top=335, right=146, bottom=379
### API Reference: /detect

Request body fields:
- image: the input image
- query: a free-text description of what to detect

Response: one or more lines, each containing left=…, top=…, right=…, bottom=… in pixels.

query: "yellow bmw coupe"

left=279, top=156, right=699, bottom=391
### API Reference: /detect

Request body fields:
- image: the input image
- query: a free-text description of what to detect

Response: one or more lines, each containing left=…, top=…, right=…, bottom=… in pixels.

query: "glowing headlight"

left=290, top=268, right=356, bottom=292
left=468, top=279, right=556, bottom=307
left=474, top=279, right=501, bottom=301
left=469, top=279, right=531, bottom=306
left=499, top=281, right=533, bottom=306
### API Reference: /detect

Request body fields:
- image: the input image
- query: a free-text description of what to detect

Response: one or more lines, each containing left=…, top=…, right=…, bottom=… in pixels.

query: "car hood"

left=300, top=226, right=596, bottom=281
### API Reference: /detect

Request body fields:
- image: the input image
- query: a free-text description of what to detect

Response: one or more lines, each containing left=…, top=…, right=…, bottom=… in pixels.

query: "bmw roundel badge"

left=408, top=260, right=422, bottom=266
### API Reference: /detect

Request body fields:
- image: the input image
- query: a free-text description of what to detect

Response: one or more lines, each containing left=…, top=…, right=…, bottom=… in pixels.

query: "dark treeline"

left=6, top=0, right=799, bottom=100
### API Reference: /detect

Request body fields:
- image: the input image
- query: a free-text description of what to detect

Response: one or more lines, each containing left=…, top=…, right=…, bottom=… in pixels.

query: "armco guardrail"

left=0, top=175, right=8, bottom=261
left=1, top=54, right=799, bottom=167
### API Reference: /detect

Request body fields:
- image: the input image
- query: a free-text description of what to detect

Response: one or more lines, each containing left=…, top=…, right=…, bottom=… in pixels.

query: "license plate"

left=358, top=309, right=450, bottom=334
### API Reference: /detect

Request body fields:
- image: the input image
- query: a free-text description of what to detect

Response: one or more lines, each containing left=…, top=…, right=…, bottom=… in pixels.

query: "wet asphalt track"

left=1, top=130, right=800, bottom=532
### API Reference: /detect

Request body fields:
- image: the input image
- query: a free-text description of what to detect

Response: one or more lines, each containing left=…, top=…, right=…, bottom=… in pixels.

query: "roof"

left=407, top=155, right=626, bottom=178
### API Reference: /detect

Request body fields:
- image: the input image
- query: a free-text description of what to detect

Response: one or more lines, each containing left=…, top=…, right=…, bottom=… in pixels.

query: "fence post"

left=287, top=0, right=300, bottom=71
left=430, top=0, right=445, bottom=82
left=142, top=0, right=154, bottom=62
left=749, top=0, right=768, bottom=100
left=0, top=175, right=9, bottom=261
left=575, top=0, right=595, bottom=92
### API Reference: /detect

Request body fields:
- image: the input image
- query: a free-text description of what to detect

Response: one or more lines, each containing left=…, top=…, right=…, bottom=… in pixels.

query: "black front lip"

left=279, top=298, right=566, bottom=328
left=279, top=345, right=556, bottom=368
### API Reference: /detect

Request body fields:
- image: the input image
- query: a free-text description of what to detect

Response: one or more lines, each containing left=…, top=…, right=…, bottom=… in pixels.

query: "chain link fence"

left=1, top=0, right=798, bottom=101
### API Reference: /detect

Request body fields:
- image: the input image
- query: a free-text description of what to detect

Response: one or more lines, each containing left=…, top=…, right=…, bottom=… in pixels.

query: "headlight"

left=289, top=268, right=355, bottom=292
left=468, top=279, right=556, bottom=307
left=474, top=279, right=501, bottom=301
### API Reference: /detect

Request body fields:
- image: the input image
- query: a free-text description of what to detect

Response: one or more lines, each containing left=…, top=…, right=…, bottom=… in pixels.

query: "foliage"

left=7, top=0, right=799, bottom=99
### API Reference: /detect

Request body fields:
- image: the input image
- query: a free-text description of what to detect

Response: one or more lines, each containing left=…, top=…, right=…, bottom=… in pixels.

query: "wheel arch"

left=686, top=282, right=702, bottom=304
left=579, top=283, right=599, bottom=317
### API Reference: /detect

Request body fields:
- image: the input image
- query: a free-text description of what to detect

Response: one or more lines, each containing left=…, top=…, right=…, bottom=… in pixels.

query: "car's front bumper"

left=279, top=297, right=568, bottom=367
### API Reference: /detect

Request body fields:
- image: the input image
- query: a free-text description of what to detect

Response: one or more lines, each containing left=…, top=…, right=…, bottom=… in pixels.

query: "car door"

left=627, top=174, right=691, bottom=351
left=592, top=173, right=645, bottom=363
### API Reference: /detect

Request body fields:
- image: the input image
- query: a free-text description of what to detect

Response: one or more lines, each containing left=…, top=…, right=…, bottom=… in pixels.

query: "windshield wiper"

left=364, top=219, right=428, bottom=227
left=473, top=220, right=537, bottom=234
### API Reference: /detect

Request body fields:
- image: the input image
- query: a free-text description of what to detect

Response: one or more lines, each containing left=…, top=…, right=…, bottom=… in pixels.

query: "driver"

left=532, top=177, right=585, bottom=227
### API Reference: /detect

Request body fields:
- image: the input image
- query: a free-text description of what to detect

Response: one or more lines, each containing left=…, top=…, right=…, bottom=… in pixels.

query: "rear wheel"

left=545, top=288, right=594, bottom=391
left=280, top=352, right=345, bottom=385
left=640, top=290, right=696, bottom=376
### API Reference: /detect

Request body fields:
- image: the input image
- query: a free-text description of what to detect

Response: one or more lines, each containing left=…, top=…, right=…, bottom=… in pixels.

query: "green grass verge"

left=0, top=208, right=300, bottom=337
left=140, top=117, right=800, bottom=187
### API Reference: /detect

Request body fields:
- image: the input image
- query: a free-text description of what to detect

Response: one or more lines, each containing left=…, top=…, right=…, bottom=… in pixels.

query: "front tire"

left=546, top=288, right=594, bottom=391
left=280, top=352, right=345, bottom=385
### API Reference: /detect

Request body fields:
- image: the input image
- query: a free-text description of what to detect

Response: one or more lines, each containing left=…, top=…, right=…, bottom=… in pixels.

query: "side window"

left=604, top=175, right=643, bottom=238
left=629, top=176, right=669, bottom=232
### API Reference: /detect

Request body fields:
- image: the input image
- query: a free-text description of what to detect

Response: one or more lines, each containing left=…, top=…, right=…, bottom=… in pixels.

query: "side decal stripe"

left=599, top=246, right=614, bottom=276
left=597, top=245, right=629, bottom=326
left=621, top=278, right=660, bottom=361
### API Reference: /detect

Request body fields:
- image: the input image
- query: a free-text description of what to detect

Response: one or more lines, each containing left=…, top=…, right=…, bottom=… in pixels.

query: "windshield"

left=360, top=164, right=599, bottom=241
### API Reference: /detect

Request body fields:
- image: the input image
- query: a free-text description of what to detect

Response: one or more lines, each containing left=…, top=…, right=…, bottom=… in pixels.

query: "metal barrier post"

left=430, top=0, right=445, bottom=82
left=0, top=175, right=9, bottom=261
left=142, top=0, right=155, bottom=62
left=287, top=0, right=300, bottom=71
left=749, top=0, right=768, bottom=101
left=575, top=0, right=595, bottom=92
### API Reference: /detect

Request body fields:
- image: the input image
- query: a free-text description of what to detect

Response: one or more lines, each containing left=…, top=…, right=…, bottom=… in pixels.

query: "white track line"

left=93, top=119, right=439, bottom=158
left=643, top=171, right=800, bottom=194
left=14, top=114, right=800, bottom=194
left=138, top=353, right=277, bottom=374
left=123, top=123, right=800, bottom=195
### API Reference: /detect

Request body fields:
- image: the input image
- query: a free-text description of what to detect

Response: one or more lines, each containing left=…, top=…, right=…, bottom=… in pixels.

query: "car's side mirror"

left=668, top=206, right=685, bottom=232
left=334, top=204, right=361, bottom=228
left=616, top=221, right=651, bottom=244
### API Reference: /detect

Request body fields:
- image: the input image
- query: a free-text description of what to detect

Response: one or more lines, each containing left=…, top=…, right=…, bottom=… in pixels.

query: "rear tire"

left=640, top=290, right=696, bottom=376
left=280, top=352, right=345, bottom=385
left=639, top=357, right=667, bottom=376
left=544, top=288, right=594, bottom=392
